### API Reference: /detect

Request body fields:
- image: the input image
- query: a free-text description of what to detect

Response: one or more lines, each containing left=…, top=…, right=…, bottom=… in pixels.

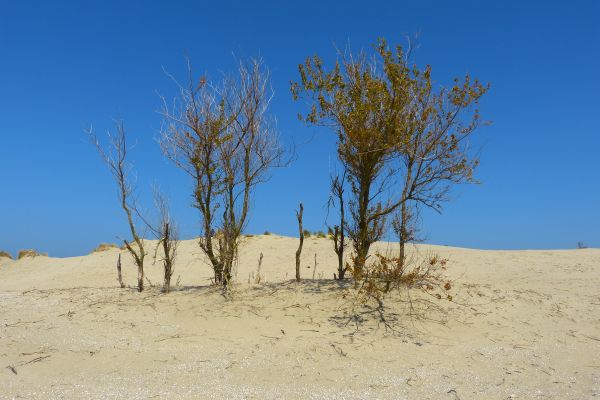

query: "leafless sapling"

left=327, top=172, right=348, bottom=280
left=295, top=202, right=304, bottom=282
left=88, top=121, right=146, bottom=292
left=146, top=190, right=180, bottom=293
left=116, top=253, right=125, bottom=288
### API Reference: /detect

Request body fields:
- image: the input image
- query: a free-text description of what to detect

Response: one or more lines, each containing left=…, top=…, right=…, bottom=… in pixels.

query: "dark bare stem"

left=295, top=203, right=304, bottom=282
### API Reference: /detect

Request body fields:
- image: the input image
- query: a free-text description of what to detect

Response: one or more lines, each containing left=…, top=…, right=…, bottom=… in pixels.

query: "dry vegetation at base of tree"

left=91, top=243, right=118, bottom=253
left=336, top=252, right=455, bottom=331
left=17, top=249, right=47, bottom=259
left=0, top=250, right=13, bottom=260
left=351, top=252, right=452, bottom=304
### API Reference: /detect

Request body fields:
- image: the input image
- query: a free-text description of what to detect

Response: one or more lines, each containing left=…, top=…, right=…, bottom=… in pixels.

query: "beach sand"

left=1, top=235, right=599, bottom=399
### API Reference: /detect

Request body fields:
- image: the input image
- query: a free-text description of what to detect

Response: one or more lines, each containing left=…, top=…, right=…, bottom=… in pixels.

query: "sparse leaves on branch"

left=160, top=57, right=285, bottom=288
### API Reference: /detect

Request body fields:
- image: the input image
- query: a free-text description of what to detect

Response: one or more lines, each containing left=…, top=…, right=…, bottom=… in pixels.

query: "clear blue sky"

left=1, top=0, right=598, bottom=257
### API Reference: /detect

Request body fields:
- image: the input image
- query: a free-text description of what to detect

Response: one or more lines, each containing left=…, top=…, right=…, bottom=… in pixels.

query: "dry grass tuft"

left=17, top=249, right=47, bottom=259
left=0, top=250, right=13, bottom=260
left=91, top=243, right=118, bottom=253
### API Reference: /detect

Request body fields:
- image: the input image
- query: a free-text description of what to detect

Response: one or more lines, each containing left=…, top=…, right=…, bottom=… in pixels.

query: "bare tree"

left=327, top=172, right=348, bottom=280
left=159, top=57, right=284, bottom=288
left=88, top=121, right=146, bottom=292
left=295, top=203, right=304, bottom=282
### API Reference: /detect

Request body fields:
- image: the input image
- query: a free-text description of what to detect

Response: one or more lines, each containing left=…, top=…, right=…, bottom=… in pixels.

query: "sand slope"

left=1, top=235, right=599, bottom=399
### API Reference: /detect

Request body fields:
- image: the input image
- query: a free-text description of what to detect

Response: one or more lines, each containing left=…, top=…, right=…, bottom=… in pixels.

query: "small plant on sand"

left=17, top=249, right=47, bottom=259
left=253, top=252, right=264, bottom=284
left=353, top=253, right=450, bottom=298
left=91, top=243, right=118, bottom=253
left=345, top=250, right=453, bottom=331
left=263, top=231, right=271, bottom=236
left=303, top=229, right=311, bottom=238
left=0, top=251, right=13, bottom=260
left=146, top=190, right=180, bottom=294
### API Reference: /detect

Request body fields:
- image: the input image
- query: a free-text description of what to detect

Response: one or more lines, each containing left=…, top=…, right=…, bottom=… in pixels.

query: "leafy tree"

left=292, top=38, right=488, bottom=275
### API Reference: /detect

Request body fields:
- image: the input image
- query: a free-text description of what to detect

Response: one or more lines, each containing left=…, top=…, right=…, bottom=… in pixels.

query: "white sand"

left=1, top=235, right=599, bottom=399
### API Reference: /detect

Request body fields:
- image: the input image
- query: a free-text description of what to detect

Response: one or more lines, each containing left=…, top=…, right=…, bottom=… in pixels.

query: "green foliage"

left=0, top=250, right=12, bottom=260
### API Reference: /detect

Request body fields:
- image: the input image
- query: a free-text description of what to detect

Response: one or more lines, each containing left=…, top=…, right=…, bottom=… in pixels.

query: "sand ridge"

left=1, top=235, right=599, bottom=399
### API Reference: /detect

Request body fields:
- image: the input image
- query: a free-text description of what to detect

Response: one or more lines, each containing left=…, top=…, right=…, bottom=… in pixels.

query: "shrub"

left=263, top=231, right=271, bottom=235
left=315, top=231, right=326, bottom=238
left=353, top=252, right=452, bottom=302
left=303, top=229, right=311, bottom=237
left=0, top=251, right=12, bottom=260
left=91, top=243, right=118, bottom=253
left=17, top=249, right=47, bottom=259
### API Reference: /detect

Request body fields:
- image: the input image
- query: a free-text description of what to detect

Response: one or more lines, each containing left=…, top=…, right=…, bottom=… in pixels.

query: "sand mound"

left=0, top=236, right=599, bottom=399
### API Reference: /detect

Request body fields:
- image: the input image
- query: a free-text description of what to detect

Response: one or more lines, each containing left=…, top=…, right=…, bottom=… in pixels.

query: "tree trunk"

left=116, top=253, right=125, bottom=288
left=163, top=223, right=172, bottom=294
left=222, top=259, right=233, bottom=288
left=137, top=265, right=144, bottom=292
left=337, top=195, right=346, bottom=279
left=334, top=226, right=347, bottom=280
left=295, top=203, right=304, bottom=282
left=164, top=261, right=171, bottom=293
left=353, top=171, right=373, bottom=276
left=399, top=201, right=407, bottom=268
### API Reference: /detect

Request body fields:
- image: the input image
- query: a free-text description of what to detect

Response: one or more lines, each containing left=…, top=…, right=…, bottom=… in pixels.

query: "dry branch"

left=295, top=203, right=304, bottom=282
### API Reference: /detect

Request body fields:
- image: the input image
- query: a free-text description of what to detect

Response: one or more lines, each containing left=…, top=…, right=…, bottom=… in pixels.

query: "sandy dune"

left=1, top=235, right=599, bottom=399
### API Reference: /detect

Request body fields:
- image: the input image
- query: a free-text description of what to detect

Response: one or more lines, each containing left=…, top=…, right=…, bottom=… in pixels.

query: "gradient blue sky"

left=1, top=1, right=598, bottom=257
